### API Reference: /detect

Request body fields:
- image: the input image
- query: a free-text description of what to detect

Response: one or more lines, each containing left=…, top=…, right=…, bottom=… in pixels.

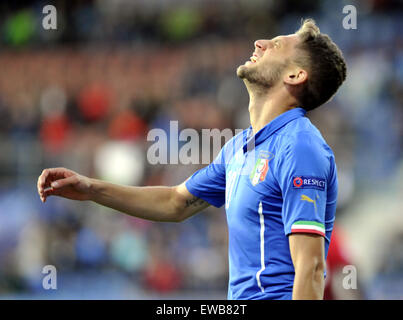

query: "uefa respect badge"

left=292, top=176, right=326, bottom=191
left=250, top=151, right=274, bottom=186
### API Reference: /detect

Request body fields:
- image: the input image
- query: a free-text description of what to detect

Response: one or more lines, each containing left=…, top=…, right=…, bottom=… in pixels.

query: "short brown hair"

left=294, top=19, right=347, bottom=111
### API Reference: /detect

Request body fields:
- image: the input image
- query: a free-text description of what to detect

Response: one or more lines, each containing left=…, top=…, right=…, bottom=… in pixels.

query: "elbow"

left=166, top=204, right=184, bottom=223
left=313, top=256, right=326, bottom=275
left=312, top=260, right=325, bottom=284
left=169, top=187, right=186, bottom=223
left=169, top=203, right=186, bottom=223
left=293, top=258, right=325, bottom=300
left=313, top=258, right=326, bottom=279
left=171, top=213, right=187, bottom=223
left=315, top=259, right=325, bottom=274
left=170, top=209, right=191, bottom=223
left=314, top=260, right=326, bottom=281
left=295, top=257, right=325, bottom=279
left=309, top=255, right=325, bottom=273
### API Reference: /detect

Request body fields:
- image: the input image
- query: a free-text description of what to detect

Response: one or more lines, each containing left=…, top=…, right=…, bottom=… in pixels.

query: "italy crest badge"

left=250, top=151, right=274, bottom=186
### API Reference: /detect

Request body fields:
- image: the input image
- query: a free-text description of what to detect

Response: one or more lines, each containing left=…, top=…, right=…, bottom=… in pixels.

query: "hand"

left=37, top=167, right=92, bottom=202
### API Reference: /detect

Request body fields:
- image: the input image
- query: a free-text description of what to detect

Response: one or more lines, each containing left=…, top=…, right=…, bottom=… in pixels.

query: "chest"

left=225, top=147, right=281, bottom=211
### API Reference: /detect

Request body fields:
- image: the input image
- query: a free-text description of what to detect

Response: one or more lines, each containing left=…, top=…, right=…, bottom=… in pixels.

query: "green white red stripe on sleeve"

left=291, top=221, right=325, bottom=237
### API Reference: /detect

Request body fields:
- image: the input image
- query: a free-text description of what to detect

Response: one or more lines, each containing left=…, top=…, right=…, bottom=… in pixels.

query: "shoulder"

left=276, top=117, right=334, bottom=158
left=272, top=117, right=336, bottom=180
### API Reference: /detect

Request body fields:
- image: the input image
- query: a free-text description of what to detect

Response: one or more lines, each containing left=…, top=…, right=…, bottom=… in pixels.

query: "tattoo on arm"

left=185, top=196, right=206, bottom=208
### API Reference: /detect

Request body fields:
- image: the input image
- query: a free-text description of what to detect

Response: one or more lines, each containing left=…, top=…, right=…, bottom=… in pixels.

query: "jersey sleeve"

left=276, top=133, right=332, bottom=237
left=185, top=147, right=226, bottom=208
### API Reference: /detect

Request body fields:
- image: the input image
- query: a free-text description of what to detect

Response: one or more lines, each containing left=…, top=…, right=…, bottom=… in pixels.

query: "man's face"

left=237, top=34, right=301, bottom=88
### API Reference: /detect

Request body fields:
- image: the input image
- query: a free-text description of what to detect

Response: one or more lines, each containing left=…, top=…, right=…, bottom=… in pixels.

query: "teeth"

left=251, top=56, right=257, bottom=63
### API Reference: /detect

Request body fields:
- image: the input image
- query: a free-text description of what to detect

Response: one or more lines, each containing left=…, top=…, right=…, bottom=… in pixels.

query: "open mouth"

left=247, top=53, right=261, bottom=65
left=243, top=53, right=261, bottom=66
left=250, top=55, right=258, bottom=63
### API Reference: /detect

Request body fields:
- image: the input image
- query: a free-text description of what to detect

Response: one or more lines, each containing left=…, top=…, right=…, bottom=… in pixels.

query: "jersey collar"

left=243, top=107, right=306, bottom=153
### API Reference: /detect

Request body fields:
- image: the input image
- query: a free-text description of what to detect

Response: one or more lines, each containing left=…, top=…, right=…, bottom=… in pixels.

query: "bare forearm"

left=38, top=167, right=209, bottom=222
left=88, top=179, right=182, bottom=222
left=292, top=264, right=325, bottom=300
left=87, top=178, right=209, bottom=222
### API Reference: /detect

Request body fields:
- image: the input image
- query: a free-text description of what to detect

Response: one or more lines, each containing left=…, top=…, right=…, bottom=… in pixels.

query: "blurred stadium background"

left=0, top=0, right=402, bottom=299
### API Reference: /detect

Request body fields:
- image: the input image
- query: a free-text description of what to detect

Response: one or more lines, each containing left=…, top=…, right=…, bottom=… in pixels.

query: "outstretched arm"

left=37, top=167, right=210, bottom=222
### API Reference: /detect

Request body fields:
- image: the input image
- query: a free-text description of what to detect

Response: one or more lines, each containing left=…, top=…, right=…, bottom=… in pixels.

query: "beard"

left=237, top=60, right=286, bottom=88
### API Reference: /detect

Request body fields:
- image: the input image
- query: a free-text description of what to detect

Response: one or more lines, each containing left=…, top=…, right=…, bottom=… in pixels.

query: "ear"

left=283, top=67, right=308, bottom=85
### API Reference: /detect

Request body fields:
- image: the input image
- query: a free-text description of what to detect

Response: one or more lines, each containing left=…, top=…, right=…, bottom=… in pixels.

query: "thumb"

left=51, top=175, right=77, bottom=189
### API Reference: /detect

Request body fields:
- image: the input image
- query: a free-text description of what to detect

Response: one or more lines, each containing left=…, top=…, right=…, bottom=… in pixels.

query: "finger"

left=39, top=167, right=70, bottom=191
left=45, top=167, right=70, bottom=181
left=42, top=187, right=56, bottom=202
left=37, top=177, right=42, bottom=196
left=38, top=169, right=50, bottom=190
left=38, top=168, right=63, bottom=200
left=44, top=186, right=54, bottom=192
left=51, top=175, right=77, bottom=189
left=39, top=189, right=48, bottom=202
left=42, top=185, right=62, bottom=200
left=38, top=174, right=48, bottom=200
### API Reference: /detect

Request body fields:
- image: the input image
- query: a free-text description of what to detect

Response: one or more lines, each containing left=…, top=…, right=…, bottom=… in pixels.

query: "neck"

left=246, top=82, right=299, bottom=134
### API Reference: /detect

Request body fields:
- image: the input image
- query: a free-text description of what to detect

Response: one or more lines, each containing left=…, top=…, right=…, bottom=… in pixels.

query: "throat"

left=249, top=102, right=297, bottom=134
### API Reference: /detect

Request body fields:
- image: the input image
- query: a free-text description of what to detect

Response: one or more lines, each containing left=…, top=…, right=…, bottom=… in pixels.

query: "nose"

left=254, top=40, right=266, bottom=50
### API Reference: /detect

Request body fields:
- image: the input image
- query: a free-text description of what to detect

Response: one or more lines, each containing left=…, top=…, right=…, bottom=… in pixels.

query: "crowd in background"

left=0, top=0, right=402, bottom=299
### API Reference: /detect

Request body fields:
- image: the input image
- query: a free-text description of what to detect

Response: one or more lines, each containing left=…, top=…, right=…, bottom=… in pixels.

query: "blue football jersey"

left=185, top=107, right=338, bottom=300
